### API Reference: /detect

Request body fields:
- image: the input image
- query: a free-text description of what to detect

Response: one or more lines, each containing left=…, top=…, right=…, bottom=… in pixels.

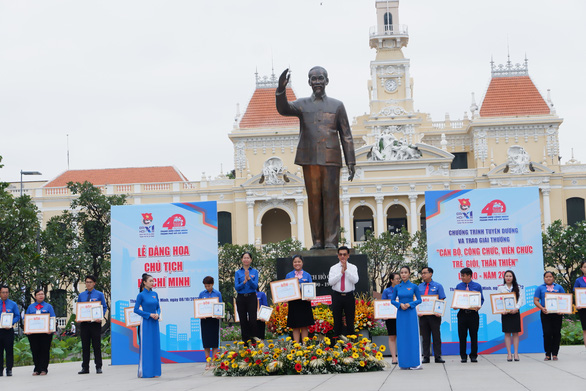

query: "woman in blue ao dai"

left=391, top=266, right=422, bottom=369
left=134, top=274, right=162, bottom=378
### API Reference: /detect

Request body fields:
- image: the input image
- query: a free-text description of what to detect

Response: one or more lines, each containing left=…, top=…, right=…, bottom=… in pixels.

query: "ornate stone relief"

left=377, top=105, right=407, bottom=117
left=505, top=145, right=532, bottom=174
left=368, top=130, right=421, bottom=161
left=260, top=157, right=288, bottom=185
left=235, top=141, right=247, bottom=171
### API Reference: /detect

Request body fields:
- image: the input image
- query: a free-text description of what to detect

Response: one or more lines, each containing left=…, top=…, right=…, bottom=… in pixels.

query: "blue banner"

left=425, top=187, right=544, bottom=354
left=111, top=202, right=218, bottom=364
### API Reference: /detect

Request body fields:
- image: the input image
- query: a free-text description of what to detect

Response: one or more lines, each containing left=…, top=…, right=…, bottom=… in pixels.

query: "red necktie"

left=424, top=283, right=429, bottom=295
left=466, top=284, right=469, bottom=291
left=36, top=304, right=43, bottom=310
left=2, top=301, right=5, bottom=313
left=340, top=272, right=346, bottom=292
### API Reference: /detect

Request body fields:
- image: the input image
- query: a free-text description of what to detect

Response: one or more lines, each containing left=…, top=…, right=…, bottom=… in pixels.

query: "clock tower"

left=368, top=0, right=414, bottom=116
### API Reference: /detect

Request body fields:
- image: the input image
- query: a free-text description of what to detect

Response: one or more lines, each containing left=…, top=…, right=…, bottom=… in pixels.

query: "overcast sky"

left=1, top=0, right=585, bottom=184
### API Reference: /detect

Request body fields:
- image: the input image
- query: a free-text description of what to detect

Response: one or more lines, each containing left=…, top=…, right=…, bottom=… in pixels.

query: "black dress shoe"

left=78, top=369, right=90, bottom=374
left=435, top=358, right=445, bottom=363
left=96, top=368, right=103, bottom=374
left=460, top=358, right=467, bottom=363
left=471, top=358, right=478, bottom=363
left=421, top=358, right=430, bottom=364
left=6, top=370, right=12, bottom=376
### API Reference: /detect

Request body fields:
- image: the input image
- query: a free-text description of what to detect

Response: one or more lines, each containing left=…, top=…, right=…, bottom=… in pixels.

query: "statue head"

left=308, top=66, right=329, bottom=97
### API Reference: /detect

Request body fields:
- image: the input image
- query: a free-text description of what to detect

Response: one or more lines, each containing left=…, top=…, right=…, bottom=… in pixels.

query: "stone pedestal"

left=276, top=252, right=369, bottom=297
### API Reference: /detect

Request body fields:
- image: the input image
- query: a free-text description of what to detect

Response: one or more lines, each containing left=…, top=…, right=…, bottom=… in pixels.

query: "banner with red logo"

left=426, top=187, right=543, bottom=354
left=111, top=202, right=218, bottom=364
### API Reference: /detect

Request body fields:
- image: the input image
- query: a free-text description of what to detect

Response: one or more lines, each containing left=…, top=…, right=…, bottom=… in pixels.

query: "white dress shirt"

left=496, top=284, right=524, bottom=309
left=328, top=262, right=359, bottom=293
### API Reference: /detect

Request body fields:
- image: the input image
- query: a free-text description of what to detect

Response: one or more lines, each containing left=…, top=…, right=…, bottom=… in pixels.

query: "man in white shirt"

left=328, top=246, right=359, bottom=336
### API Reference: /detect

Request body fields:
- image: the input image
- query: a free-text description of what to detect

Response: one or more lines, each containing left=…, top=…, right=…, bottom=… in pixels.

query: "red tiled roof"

left=479, top=76, right=550, bottom=117
left=239, top=87, right=299, bottom=129
left=44, top=166, right=187, bottom=187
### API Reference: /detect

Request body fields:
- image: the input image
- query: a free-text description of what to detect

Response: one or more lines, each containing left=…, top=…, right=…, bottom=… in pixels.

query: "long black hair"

left=503, top=270, right=520, bottom=300
left=387, top=272, right=398, bottom=288
left=140, top=273, right=151, bottom=292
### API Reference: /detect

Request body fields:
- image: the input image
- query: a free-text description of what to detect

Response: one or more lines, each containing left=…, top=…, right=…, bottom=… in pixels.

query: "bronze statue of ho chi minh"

left=276, top=67, right=356, bottom=250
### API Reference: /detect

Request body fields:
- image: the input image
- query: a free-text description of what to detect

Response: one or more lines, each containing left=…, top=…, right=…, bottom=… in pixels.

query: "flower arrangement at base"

left=354, top=293, right=374, bottom=332
left=212, top=335, right=387, bottom=376
left=267, top=302, right=292, bottom=336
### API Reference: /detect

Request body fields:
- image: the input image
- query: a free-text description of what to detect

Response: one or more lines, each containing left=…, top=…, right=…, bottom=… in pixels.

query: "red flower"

left=244, top=357, right=250, bottom=363
left=255, top=359, right=262, bottom=365
left=295, top=362, right=302, bottom=372
left=333, top=359, right=338, bottom=364
left=311, top=356, right=317, bottom=360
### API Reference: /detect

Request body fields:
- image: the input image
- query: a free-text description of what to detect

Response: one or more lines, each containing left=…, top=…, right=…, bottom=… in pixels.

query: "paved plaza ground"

left=2, top=345, right=585, bottom=391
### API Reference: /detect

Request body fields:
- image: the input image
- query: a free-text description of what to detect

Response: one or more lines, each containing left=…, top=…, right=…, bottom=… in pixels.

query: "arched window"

left=387, top=204, right=407, bottom=232
left=420, top=205, right=426, bottom=232
left=353, top=206, right=374, bottom=242
left=218, top=211, right=232, bottom=245
left=384, top=12, right=392, bottom=32
left=261, top=209, right=291, bottom=244
left=566, top=197, right=585, bottom=226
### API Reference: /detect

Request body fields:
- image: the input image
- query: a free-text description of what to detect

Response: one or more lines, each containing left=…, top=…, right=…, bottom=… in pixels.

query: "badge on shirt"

left=36, top=310, right=41, bottom=314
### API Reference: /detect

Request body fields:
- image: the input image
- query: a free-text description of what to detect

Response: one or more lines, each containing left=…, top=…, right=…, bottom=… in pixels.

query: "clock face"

left=384, top=78, right=398, bottom=93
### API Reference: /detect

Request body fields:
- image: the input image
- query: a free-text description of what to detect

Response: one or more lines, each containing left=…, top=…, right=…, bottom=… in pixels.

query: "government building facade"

left=10, top=0, right=586, bottom=248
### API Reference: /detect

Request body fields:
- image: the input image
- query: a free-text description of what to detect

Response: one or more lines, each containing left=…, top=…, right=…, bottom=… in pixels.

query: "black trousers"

left=540, top=312, right=563, bottom=357
left=28, top=333, right=52, bottom=374
left=332, top=291, right=355, bottom=336
left=80, top=322, right=102, bottom=370
left=420, top=315, right=442, bottom=359
left=256, top=320, right=266, bottom=340
left=236, top=293, right=257, bottom=343
left=0, top=329, right=14, bottom=370
left=457, top=310, right=479, bottom=359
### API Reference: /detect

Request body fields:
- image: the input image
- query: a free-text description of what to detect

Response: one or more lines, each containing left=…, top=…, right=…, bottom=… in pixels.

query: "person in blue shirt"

left=381, top=272, right=400, bottom=364
left=533, top=271, right=565, bottom=361
left=391, top=266, right=422, bottom=369
left=574, top=261, right=586, bottom=350
left=77, top=275, right=107, bottom=375
left=285, top=255, right=315, bottom=342
left=134, top=274, right=161, bottom=378
left=455, top=267, right=484, bottom=363
left=418, top=267, right=446, bottom=364
left=0, top=285, right=20, bottom=376
left=256, top=288, right=268, bottom=340
left=198, top=276, right=222, bottom=369
left=234, top=252, right=259, bottom=344
left=25, top=289, right=56, bottom=376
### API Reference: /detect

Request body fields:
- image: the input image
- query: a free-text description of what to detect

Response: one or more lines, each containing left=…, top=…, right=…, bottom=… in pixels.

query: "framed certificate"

left=451, top=290, right=482, bottom=310
left=301, top=283, right=316, bottom=301
left=24, top=313, right=50, bottom=334
left=575, top=288, right=586, bottom=309
left=545, top=293, right=573, bottom=314
left=213, top=303, right=225, bottom=318
left=257, top=305, right=273, bottom=322
left=76, top=302, right=103, bottom=322
left=270, top=278, right=301, bottom=303
left=50, top=317, right=56, bottom=333
left=1, top=313, right=13, bottom=329
left=433, top=300, right=446, bottom=316
left=417, top=295, right=439, bottom=315
left=193, top=297, right=220, bottom=319
left=373, top=300, right=397, bottom=319
left=124, top=306, right=142, bottom=327
left=490, top=292, right=517, bottom=314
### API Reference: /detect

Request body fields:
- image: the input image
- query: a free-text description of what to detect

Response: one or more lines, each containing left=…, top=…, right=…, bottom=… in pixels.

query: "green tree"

left=0, top=156, right=46, bottom=309
left=542, top=219, right=586, bottom=293
left=41, top=181, right=126, bottom=318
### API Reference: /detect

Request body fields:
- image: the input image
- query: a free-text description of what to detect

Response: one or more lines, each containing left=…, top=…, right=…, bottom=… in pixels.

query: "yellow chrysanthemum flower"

left=379, top=345, right=386, bottom=352
left=293, top=343, right=301, bottom=349
left=352, top=353, right=359, bottom=359
left=296, top=351, right=304, bottom=356
left=333, top=351, right=340, bottom=358
left=231, top=363, right=238, bottom=368
left=258, top=343, right=264, bottom=348
left=286, top=337, right=291, bottom=341
left=287, top=354, right=293, bottom=360
left=303, top=337, right=310, bottom=342
left=316, top=349, right=323, bottom=355
left=360, top=361, right=365, bottom=367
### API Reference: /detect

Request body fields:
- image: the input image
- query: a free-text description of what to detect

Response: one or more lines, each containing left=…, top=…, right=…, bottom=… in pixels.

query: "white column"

left=541, top=188, right=551, bottom=227
left=247, top=200, right=255, bottom=244
left=296, top=199, right=305, bottom=248
left=342, top=197, right=351, bottom=243
left=375, top=195, right=385, bottom=237
left=409, top=194, right=418, bottom=233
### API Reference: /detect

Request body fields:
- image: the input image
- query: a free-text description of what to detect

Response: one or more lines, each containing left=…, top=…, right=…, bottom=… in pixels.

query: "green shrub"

left=561, top=318, right=584, bottom=345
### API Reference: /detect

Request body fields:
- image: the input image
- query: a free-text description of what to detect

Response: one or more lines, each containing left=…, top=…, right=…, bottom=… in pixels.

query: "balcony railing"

left=369, top=24, right=408, bottom=37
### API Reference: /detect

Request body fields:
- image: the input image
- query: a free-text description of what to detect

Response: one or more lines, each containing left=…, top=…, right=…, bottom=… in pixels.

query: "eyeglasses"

left=309, top=75, right=326, bottom=82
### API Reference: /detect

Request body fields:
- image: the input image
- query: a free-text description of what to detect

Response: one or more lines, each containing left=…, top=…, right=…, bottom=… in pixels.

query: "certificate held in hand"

left=270, top=278, right=301, bottom=303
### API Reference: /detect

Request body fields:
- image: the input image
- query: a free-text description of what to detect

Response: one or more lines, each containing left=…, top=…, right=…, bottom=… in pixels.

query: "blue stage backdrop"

left=425, top=187, right=544, bottom=355
left=111, top=202, right=218, bottom=365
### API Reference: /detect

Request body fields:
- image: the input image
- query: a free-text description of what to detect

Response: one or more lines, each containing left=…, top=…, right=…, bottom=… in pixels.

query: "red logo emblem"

left=482, top=200, right=506, bottom=216
left=458, top=198, right=471, bottom=211
left=141, top=213, right=153, bottom=225
left=162, top=214, right=186, bottom=230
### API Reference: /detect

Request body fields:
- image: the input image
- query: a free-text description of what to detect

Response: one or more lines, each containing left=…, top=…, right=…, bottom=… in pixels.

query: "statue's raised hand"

left=278, top=68, right=290, bottom=93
